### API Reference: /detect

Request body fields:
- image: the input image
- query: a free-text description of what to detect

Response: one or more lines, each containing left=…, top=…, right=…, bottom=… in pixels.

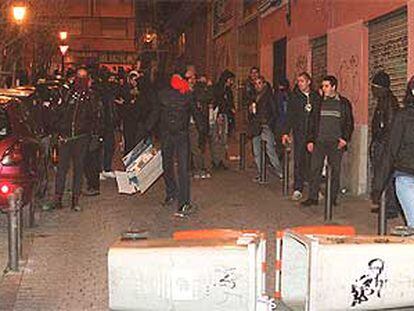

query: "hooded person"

left=156, top=59, right=197, bottom=218
left=369, top=70, right=401, bottom=219
left=116, top=69, right=148, bottom=154
left=210, top=69, right=235, bottom=169
left=372, top=76, right=414, bottom=227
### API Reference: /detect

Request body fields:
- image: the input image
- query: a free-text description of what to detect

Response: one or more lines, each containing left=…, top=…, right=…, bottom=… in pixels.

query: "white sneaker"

left=102, top=171, right=116, bottom=179
left=292, top=190, right=303, bottom=201
left=99, top=173, right=106, bottom=181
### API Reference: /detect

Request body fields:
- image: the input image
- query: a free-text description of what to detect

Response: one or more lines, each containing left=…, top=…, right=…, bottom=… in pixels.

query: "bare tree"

left=0, top=0, right=69, bottom=83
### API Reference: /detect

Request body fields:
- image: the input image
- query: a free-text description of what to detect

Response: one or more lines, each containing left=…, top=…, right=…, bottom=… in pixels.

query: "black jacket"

left=192, top=82, right=213, bottom=136
left=390, top=106, right=414, bottom=175
left=214, top=69, right=235, bottom=115
left=371, top=90, right=399, bottom=143
left=243, top=78, right=256, bottom=107
left=371, top=105, right=414, bottom=201
left=157, top=86, right=194, bottom=136
left=283, top=87, right=321, bottom=138
left=52, top=85, right=101, bottom=139
left=307, top=94, right=354, bottom=144
left=248, top=84, right=278, bottom=137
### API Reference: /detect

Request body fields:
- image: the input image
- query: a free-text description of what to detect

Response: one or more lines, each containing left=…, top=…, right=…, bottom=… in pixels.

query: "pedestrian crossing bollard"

left=259, top=140, right=268, bottom=184
left=378, top=191, right=387, bottom=236
left=324, top=162, right=333, bottom=222
left=239, top=132, right=246, bottom=171
left=282, top=146, right=291, bottom=196
left=7, top=192, right=20, bottom=271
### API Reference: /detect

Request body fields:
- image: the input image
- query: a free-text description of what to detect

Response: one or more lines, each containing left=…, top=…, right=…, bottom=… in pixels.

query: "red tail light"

left=1, top=143, right=23, bottom=166
left=0, top=184, right=11, bottom=195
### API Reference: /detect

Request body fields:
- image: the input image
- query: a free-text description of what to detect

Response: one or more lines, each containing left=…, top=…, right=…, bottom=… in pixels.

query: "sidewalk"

left=0, top=161, right=403, bottom=310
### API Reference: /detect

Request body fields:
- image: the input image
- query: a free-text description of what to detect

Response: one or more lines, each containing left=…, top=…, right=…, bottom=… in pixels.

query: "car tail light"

left=0, top=183, right=11, bottom=195
left=1, top=143, right=23, bottom=166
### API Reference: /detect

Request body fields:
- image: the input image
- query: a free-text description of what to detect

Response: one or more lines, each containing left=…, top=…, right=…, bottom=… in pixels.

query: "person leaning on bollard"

left=248, top=76, right=282, bottom=182
left=281, top=72, right=321, bottom=201
left=371, top=76, right=414, bottom=227
left=301, top=75, right=354, bottom=207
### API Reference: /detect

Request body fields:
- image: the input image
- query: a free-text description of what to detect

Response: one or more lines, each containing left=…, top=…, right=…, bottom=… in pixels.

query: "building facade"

left=62, top=0, right=136, bottom=68
left=203, top=0, right=414, bottom=195
left=259, top=0, right=414, bottom=195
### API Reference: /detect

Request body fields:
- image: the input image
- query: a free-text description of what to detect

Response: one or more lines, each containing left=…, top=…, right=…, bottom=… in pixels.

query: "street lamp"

left=59, top=31, right=68, bottom=41
left=12, top=6, right=26, bottom=24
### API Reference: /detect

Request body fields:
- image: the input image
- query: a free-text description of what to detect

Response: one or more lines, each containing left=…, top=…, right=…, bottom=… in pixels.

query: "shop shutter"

left=368, top=7, right=407, bottom=189
left=311, top=35, right=327, bottom=90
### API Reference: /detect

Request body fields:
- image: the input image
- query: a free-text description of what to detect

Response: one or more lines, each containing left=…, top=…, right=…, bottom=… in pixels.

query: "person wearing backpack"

left=157, top=61, right=196, bottom=218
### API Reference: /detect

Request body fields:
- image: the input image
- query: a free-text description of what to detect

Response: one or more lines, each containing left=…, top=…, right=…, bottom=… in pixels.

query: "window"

left=101, top=18, right=127, bottom=37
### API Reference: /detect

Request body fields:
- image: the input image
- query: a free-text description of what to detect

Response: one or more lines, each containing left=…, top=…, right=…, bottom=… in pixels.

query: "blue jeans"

left=253, top=125, right=282, bottom=176
left=395, top=171, right=414, bottom=227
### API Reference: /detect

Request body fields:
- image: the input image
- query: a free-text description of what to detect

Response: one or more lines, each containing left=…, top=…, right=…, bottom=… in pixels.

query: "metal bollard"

left=324, top=162, right=333, bottom=222
left=15, top=188, right=24, bottom=258
left=28, top=188, right=35, bottom=228
left=259, top=140, right=268, bottom=184
left=378, top=191, right=387, bottom=236
left=7, top=193, right=19, bottom=271
left=239, top=132, right=246, bottom=170
left=282, top=146, right=291, bottom=196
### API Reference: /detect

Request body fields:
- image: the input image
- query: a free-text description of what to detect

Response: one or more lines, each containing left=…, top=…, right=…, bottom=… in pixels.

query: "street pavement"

left=0, top=152, right=404, bottom=310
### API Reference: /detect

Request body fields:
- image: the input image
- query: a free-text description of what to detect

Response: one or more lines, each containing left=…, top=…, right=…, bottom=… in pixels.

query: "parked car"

left=0, top=91, right=48, bottom=211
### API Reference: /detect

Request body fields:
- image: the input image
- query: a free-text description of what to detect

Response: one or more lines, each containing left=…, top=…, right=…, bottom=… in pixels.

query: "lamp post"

left=59, top=31, right=68, bottom=75
left=11, top=5, right=27, bottom=86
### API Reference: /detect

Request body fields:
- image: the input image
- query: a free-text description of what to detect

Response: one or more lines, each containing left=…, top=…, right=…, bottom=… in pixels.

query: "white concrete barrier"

left=108, top=235, right=266, bottom=311
left=281, top=231, right=414, bottom=310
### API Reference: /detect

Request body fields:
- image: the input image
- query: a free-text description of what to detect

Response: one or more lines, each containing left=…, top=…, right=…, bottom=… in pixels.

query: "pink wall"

left=259, top=0, right=407, bottom=83
left=260, top=0, right=406, bottom=46
left=327, top=22, right=368, bottom=126
left=286, top=36, right=311, bottom=87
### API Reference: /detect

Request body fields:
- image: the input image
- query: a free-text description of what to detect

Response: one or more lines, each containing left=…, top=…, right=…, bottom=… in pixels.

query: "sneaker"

left=174, top=202, right=195, bottom=218
left=301, top=199, right=319, bottom=207
left=193, top=173, right=201, bottom=179
left=99, top=173, right=107, bottom=181
left=252, top=176, right=260, bottom=183
left=83, top=188, right=100, bottom=196
left=71, top=204, right=82, bottom=212
left=102, top=171, right=116, bottom=179
left=201, top=171, right=211, bottom=179
left=71, top=197, right=82, bottom=212
left=292, top=190, right=303, bottom=201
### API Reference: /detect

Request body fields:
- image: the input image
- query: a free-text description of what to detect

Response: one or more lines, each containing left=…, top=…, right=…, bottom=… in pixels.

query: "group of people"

left=33, top=60, right=238, bottom=217
left=245, top=65, right=414, bottom=229
left=32, top=57, right=414, bottom=226
left=244, top=67, right=354, bottom=208
left=34, top=65, right=157, bottom=212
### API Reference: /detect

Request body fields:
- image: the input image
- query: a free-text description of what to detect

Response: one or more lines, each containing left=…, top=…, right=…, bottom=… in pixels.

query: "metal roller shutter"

left=367, top=7, right=407, bottom=190
left=369, top=7, right=407, bottom=123
left=311, top=35, right=327, bottom=90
